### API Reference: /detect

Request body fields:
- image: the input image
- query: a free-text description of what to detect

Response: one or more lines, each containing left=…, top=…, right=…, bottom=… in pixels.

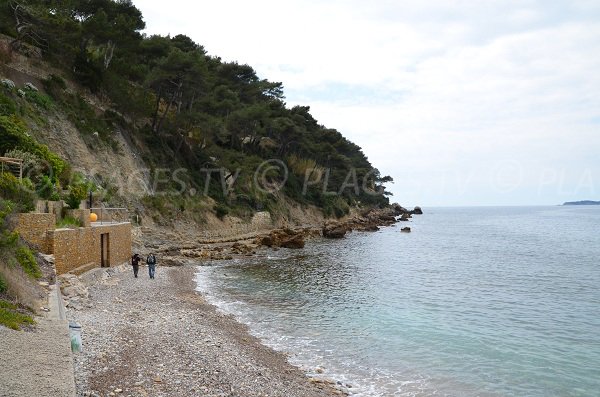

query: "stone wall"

left=35, top=200, right=64, bottom=220
left=14, top=213, right=56, bottom=254
left=51, top=223, right=132, bottom=275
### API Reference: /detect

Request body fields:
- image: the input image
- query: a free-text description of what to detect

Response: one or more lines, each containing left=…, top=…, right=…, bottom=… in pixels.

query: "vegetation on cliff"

left=0, top=0, right=393, bottom=219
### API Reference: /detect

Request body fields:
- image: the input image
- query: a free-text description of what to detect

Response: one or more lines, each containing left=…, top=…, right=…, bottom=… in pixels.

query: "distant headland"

left=563, top=200, right=600, bottom=206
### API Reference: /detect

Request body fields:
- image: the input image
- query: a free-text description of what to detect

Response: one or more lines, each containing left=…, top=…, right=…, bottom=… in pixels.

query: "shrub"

left=0, top=115, right=67, bottom=181
left=214, top=203, right=229, bottom=220
left=0, top=274, right=7, bottom=293
left=0, top=91, right=17, bottom=116
left=322, top=195, right=350, bottom=218
left=0, top=79, right=15, bottom=90
left=15, top=246, right=41, bottom=279
left=0, top=173, right=35, bottom=212
left=24, top=90, right=53, bottom=110
left=57, top=216, right=82, bottom=228
left=65, top=174, right=93, bottom=209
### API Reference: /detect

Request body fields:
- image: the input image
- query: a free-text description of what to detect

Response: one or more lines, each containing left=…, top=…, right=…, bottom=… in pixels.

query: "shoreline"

left=62, top=206, right=415, bottom=396
left=66, top=264, right=346, bottom=397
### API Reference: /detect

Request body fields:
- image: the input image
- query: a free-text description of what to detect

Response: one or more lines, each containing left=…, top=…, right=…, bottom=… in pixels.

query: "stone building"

left=14, top=203, right=131, bottom=275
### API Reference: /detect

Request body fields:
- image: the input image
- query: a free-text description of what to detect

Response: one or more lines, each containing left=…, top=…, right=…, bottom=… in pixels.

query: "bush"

left=0, top=173, right=35, bottom=212
left=15, top=246, right=41, bottom=279
left=0, top=115, right=68, bottom=182
left=0, top=91, right=17, bottom=116
left=24, top=90, right=53, bottom=110
left=65, top=174, right=93, bottom=209
left=43, top=74, right=67, bottom=100
left=214, top=203, right=229, bottom=220
left=57, top=216, right=82, bottom=228
left=322, top=195, right=350, bottom=218
left=36, top=175, right=58, bottom=200
left=0, top=274, right=7, bottom=293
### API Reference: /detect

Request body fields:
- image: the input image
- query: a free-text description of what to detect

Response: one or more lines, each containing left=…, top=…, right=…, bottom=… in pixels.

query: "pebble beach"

left=67, top=264, right=342, bottom=397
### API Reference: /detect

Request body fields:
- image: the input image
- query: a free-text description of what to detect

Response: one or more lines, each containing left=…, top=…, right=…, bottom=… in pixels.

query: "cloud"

left=136, top=0, right=600, bottom=205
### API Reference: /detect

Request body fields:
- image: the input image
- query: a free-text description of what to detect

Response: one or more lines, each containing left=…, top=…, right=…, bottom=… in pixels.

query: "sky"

left=135, top=0, right=600, bottom=206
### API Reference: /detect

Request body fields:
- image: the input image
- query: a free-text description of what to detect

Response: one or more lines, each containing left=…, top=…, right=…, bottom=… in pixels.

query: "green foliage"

left=0, top=115, right=67, bottom=182
left=15, top=246, right=41, bottom=279
left=0, top=173, right=35, bottom=213
left=57, top=216, right=83, bottom=228
left=0, top=91, right=17, bottom=116
left=322, top=195, right=351, bottom=219
left=65, top=174, right=94, bottom=209
left=24, top=89, right=53, bottom=110
left=43, top=74, right=69, bottom=104
left=0, top=300, right=35, bottom=330
left=214, top=203, right=229, bottom=220
left=0, top=274, right=7, bottom=293
left=36, top=175, right=60, bottom=200
left=2, top=1, right=394, bottom=214
left=0, top=199, right=18, bottom=249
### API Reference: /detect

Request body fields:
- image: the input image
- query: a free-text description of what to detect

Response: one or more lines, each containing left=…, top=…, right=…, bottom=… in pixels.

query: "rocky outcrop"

left=401, top=227, right=411, bottom=232
left=322, top=222, right=348, bottom=238
left=411, top=206, right=423, bottom=215
left=256, top=227, right=318, bottom=249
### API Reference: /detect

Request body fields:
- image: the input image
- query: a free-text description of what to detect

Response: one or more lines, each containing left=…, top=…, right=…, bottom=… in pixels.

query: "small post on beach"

left=69, top=322, right=82, bottom=353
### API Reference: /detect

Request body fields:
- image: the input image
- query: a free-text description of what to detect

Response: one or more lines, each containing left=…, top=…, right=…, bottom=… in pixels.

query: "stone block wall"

left=35, top=200, right=64, bottom=219
left=14, top=213, right=56, bottom=254
left=51, top=223, right=132, bottom=275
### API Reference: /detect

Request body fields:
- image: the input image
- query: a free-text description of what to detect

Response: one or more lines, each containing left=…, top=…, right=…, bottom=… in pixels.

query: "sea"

left=195, top=206, right=600, bottom=396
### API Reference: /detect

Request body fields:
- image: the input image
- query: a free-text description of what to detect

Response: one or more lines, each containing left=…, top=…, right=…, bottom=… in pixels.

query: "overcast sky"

left=136, top=0, right=600, bottom=206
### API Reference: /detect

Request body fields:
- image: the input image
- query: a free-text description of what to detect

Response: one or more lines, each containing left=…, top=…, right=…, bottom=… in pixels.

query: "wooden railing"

left=0, top=156, right=23, bottom=181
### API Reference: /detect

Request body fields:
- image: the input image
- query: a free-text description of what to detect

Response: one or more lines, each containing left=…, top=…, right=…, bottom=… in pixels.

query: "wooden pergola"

left=0, top=157, right=23, bottom=181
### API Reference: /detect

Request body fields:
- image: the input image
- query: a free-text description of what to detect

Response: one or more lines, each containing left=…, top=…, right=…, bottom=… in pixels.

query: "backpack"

left=147, top=254, right=156, bottom=265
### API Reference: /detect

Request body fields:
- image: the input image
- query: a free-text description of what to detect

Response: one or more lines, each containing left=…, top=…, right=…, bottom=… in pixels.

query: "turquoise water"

left=196, top=206, right=600, bottom=396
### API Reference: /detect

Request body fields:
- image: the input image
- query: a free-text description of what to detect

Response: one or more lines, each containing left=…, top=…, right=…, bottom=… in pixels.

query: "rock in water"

left=401, top=227, right=411, bottom=233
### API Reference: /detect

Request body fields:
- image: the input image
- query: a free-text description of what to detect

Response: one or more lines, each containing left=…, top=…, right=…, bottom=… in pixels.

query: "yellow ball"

left=90, top=212, right=98, bottom=222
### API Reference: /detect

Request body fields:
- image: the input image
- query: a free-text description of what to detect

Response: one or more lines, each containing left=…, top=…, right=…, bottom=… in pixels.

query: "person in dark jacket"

left=131, top=253, right=142, bottom=278
left=146, top=253, right=157, bottom=279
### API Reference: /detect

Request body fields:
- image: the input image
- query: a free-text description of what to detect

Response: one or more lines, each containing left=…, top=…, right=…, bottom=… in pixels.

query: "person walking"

left=131, top=253, right=142, bottom=278
left=146, top=253, right=157, bottom=279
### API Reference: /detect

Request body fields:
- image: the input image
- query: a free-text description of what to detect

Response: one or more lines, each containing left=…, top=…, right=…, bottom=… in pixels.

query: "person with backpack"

left=131, top=253, right=142, bottom=278
left=146, top=253, right=157, bottom=279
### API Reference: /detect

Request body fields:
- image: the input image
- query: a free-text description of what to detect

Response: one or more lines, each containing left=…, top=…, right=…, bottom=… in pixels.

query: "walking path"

left=0, top=285, right=76, bottom=397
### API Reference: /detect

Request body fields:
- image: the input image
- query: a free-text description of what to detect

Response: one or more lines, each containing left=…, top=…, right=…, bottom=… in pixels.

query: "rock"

left=401, top=227, right=411, bottom=233
left=231, top=242, right=255, bottom=254
left=323, top=223, right=347, bottom=239
left=411, top=206, right=423, bottom=215
left=399, top=213, right=410, bottom=221
left=281, top=234, right=305, bottom=249
left=257, top=228, right=306, bottom=248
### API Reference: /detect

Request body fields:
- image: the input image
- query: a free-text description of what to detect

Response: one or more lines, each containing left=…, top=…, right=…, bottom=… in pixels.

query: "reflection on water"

left=197, top=206, right=600, bottom=397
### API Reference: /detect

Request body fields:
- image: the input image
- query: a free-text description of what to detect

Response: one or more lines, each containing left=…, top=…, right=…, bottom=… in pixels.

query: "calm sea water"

left=195, top=206, right=600, bottom=396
